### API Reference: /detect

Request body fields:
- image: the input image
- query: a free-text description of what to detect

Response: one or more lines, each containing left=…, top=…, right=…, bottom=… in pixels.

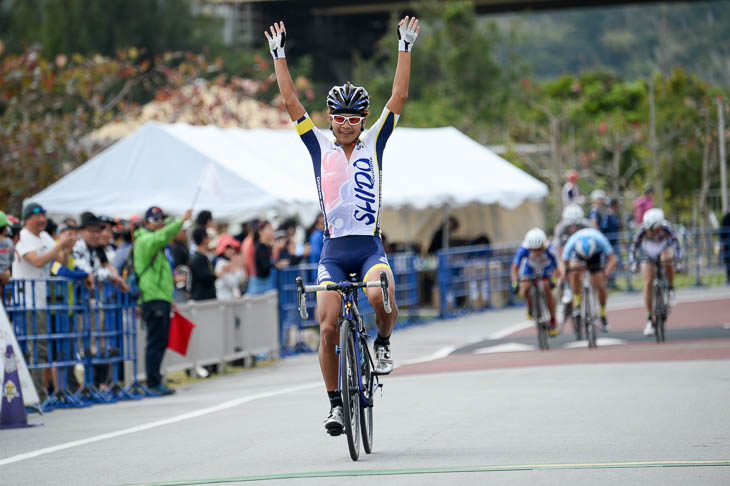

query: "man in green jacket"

left=134, top=206, right=192, bottom=395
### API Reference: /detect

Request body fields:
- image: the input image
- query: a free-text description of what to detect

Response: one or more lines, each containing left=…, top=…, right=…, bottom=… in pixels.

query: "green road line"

left=121, top=459, right=730, bottom=486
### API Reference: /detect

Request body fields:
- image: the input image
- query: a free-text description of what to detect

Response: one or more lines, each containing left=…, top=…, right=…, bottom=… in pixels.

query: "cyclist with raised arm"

left=265, top=16, right=419, bottom=436
left=628, top=208, right=681, bottom=336
left=561, top=228, right=618, bottom=332
left=511, top=228, right=562, bottom=336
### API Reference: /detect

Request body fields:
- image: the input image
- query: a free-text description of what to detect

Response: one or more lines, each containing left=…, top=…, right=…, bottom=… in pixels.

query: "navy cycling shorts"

left=317, top=235, right=390, bottom=285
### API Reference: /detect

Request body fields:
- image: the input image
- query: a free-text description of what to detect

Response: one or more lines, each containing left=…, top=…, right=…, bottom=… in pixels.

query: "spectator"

left=72, top=212, right=128, bottom=291
left=589, top=189, right=606, bottom=230
left=633, top=184, right=655, bottom=226
left=134, top=206, right=192, bottom=395
left=45, top=218, right=58, bottom=239
left=428, top=216, right=460, bottom=254
left=242, top=218, right=260, bottom=277
left=277, top=231, right=310, bottom=266
left=722, top=209, right=730, bottom=284
left=98, top=216, right=116, bottom=263
left=0, top=211, right=13, bottom=284
left=169, top=227, right=191, bottom=302
left=189, top=228, right=217, bottom=301
left=192, top=209, right=217, bottom=253
left=12, top=202, right=76, bottom=402
left=214, top=234, right=245, bottom=300
left=233, top=221, right=248, bottom=244
left=112, top=226, right=134, bottom=276
left=307, top=214, right=325, bottom=264
left=248, top=220, right=288, bottom=295
left=562, top=169, right=585, bottom=209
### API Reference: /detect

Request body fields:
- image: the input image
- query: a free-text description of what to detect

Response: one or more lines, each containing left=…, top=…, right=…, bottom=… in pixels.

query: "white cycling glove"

left=397, top=20, right=418, bottom=52
left=267, top=29, right=286, bottom=59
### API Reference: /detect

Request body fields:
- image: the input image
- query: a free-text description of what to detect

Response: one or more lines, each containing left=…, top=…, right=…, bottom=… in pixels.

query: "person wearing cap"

left=134, top=206, right=192, bottom=395
left=72, top=212, right=128, bottom=291
left=98, top=215, right=117, bottom=263
left=562, top=169, right=585, bottom=209
left=589, top=189, right=606, bottom=231
left=0, top=211, right=13, bottom=284
left=12, top=202, right=77, bottom=402
left=633, top=184, right=655, bottom=226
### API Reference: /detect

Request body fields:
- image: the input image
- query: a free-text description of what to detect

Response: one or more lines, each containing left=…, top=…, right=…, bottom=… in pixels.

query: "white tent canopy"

left=29, top=121, right=547, bottom=240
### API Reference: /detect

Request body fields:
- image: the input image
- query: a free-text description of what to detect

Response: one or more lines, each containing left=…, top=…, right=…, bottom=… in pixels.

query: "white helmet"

left=523, top=228, right=547, bottom=249
left=643, top=208, right=665, bottom=230
left=575, top=235, right=598, bottom=259
left=590, top=189, right=606, bottom=203
left=562, top=204, right=584, bottom=223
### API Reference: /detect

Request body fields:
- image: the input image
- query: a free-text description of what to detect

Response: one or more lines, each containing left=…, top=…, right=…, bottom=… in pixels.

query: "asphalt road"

left=1, top=286, right=729, bottom=486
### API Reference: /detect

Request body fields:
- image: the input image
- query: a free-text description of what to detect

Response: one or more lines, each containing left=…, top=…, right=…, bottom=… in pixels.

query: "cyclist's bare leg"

left=541, top=279, right=556, bottom=320
left=568, top=260, right=583, bottom=303
left=317, top=290, right=342, bottom=391
left=518, top=279, right=532, bottom=312
left=642, top=262, right=655, bottom=314
left=590, top=272, right=608, bottom=307
left=365, top=267, right=398, bottom=338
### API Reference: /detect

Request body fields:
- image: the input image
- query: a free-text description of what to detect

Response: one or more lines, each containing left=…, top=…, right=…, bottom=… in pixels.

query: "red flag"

left=168, top=311, right=195, bottom=356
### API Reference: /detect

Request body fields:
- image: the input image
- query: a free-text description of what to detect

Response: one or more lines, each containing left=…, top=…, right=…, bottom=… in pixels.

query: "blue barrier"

left=276, top=252, right=421, bottom=355
left=2, top=278, right=141, bottom=411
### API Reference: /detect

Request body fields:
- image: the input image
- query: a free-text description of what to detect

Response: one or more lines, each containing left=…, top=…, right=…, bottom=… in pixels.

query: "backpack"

left=123, top=245, right=160, bottom=301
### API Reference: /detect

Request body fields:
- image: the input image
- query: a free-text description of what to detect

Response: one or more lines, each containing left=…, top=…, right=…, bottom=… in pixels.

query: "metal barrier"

left=2, top=278, right=139, bottom=410
left=276, top=252, right=421, bottom=356
left=133, top=291, right=280, bottom=379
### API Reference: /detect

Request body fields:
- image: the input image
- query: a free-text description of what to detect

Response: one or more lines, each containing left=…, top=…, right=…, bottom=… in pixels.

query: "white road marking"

left=563, top=338, right=627, bottom=349
left=0, top=342, right=467, bottom=468
left=474, top=342, right=537, bottom=354
left=488, top=320, right=533, bottom=340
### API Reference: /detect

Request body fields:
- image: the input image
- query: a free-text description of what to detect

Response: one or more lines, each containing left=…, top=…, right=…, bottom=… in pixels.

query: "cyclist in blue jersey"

left=266, top=16, right=419, bottom=436
left=510, top=228, right=562, bottom=336
left=561, top=228, right=618, bottom=332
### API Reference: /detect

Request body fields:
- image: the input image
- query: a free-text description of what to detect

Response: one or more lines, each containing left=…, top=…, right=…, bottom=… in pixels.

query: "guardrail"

left=3, top=278, right=280, bottom=411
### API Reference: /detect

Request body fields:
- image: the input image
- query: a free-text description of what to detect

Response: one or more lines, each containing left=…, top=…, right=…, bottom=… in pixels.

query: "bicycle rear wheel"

left=339, top=319, right=361, bottom=461
left=359, top=337, right=374, bottom=454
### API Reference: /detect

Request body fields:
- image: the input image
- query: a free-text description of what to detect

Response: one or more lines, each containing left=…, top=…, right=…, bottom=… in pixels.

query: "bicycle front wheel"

left=653, top=284, right=666, bottom=343
left=339, top=319, right=361, bottom=461
left=359, top=338, right=374, bottom=454
left=583, top=289, right=597, bottom=348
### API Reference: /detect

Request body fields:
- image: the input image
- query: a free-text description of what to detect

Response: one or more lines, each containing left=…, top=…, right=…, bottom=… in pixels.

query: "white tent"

left=29, top=121, right=548, bottom=244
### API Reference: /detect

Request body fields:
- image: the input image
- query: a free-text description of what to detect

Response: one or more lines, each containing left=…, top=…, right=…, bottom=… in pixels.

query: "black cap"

left=145, top=206, right=167, bottom=222
left=22, top=202, right=46, bottom=221
left=78, top=211, right=103, bottom=229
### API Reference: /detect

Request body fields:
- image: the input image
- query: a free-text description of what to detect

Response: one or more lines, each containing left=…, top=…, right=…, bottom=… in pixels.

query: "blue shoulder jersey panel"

left=562, top=228, right=614, bottom=260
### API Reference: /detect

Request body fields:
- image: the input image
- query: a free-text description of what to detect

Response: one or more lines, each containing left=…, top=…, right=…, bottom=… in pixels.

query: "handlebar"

left=295, top=272, right=391, bottom=320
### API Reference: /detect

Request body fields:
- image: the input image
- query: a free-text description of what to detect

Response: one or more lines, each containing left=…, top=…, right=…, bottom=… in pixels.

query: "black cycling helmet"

left=326, top=81, right=370, bottom=114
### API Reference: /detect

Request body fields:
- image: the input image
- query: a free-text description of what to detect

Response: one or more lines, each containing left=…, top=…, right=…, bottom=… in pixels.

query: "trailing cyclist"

left=553, top=204, right=593, bottom=321
left=561, top=228, right=618, bottom=332
left=265, top=16, right=419, bottom=436
left=511, top=228, right=562, bottom=337
left=628, top=208, right=682, bottom=336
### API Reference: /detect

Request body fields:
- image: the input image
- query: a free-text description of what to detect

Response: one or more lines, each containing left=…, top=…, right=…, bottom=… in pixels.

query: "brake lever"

left=296, top=277, right=309, bottom=320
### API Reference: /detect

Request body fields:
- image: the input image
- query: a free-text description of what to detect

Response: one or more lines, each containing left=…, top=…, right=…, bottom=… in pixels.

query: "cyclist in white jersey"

left=266, top=16, right=419, bottom=436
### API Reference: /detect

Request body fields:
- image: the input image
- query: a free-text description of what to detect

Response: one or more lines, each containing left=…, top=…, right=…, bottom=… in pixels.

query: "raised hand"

left=264, top=21, right=287, bottom=59
left=397, top=16, right=420, bottom=52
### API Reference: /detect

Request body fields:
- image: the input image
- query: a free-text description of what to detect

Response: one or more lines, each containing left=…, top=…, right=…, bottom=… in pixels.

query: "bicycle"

left=522, top=276, right=552, bottom=350
left=650, top=258, right=672, bottom=343
left=296, top=272, right=391, bottom=461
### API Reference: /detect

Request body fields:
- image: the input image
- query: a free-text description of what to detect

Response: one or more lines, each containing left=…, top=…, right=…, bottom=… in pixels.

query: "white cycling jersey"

left=295, top=107, right=398, bottom=239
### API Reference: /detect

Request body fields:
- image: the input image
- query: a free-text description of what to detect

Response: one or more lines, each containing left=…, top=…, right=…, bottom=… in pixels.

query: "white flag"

left=198, top=162, right=224, bottom=201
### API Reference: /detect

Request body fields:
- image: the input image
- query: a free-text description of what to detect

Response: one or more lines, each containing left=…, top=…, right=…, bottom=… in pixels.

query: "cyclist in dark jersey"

left=266, top=16, right=419, bottom=436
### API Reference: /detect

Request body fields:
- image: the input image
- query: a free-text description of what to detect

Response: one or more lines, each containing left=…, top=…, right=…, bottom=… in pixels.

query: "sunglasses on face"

left=329, top=114, right=364, bottom=126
